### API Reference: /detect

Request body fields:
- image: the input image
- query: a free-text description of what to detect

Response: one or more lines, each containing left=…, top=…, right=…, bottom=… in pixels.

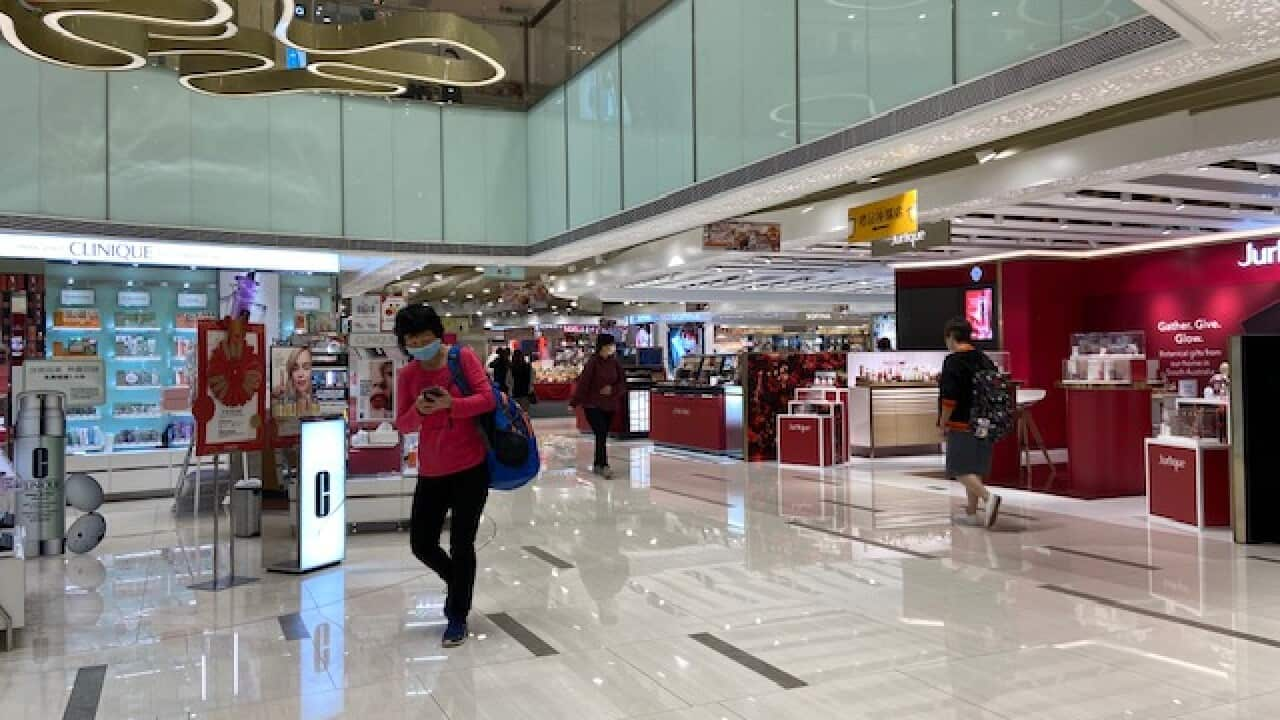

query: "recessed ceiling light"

left=433, top=273, right=443, bottom=281
left=991, top=10, right=1001, bottom=16
left=847, top=13, right=856, bottom=20
left=801, top=206, right=814, bottom=214
left=475, top=266, right=485, bottom=272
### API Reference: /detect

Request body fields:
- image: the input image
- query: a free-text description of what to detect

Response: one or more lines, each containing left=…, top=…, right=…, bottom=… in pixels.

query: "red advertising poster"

left=965, top=288, right=994, bottom=341
left=745, top=352, right=848, bottom=461
left=193, top=318, right=267, bottom=454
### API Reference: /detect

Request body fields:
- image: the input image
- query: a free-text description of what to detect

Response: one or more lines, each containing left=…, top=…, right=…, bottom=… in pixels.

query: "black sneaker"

left=985, top=494, right=1003, bottom=528
left=442, top=618, right=467, bottom=648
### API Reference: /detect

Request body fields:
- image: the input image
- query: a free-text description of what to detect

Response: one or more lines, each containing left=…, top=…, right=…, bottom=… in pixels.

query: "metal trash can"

left=231, top=480, right=262, bottom=538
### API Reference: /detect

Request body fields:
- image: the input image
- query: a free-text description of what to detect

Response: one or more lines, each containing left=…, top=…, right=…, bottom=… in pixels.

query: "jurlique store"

left=895, top=232, right=1280, bottom=542
left=0, top=234, right=341, bottom=500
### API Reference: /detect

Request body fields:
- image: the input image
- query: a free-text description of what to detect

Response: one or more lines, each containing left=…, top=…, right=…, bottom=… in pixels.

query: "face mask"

left=408, top=340, right=442, bottom=362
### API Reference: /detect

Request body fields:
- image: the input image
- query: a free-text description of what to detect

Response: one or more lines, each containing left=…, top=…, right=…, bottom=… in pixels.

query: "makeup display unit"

left=649, top=354, right=743, bottom=457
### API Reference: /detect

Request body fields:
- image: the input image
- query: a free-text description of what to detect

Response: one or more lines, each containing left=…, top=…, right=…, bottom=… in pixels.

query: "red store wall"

left=896, top=238, right=1280, bottom=450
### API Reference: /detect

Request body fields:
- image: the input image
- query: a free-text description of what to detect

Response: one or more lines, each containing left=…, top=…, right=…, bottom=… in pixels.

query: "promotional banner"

left=350, top=295, right=381, bottom=334
left=849, top=190, right=918, bottom=244
left=745, top=352, right=848, bottom=461
left=352, top=347, right=404, bottom=422
left=380, top=295, right=406, bottom=333
left=297, top=417, right=347, bottom=571
left=703, top=221, right=782, bottom=252
left=193, top=319, right=267, bottom=454
left=20, top=358, right=106, bottom=407
left=270, top=346, right=321, bottom=442
left=666, top=322, right=704, bottom=372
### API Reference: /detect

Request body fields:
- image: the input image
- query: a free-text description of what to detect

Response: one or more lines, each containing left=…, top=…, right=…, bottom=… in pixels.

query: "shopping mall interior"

left=4, top=1, right=1280, bottom=718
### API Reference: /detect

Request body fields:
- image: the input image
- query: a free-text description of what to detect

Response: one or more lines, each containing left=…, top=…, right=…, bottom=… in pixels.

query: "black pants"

left=584, top=407, right=613, bottom=468
left=410, top=463, right=489, bottom=621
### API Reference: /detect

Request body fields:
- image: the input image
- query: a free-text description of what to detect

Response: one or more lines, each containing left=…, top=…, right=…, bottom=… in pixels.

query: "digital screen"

left=965, top=288, right=995, bottom=341
left=298, top=417, right=346, bottom=570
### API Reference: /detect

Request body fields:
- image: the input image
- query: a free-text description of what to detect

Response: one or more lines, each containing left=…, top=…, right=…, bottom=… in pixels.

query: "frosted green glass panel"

left=108, top=68, right=192, bottom=225
left=528, top=88, right=568, bottom=243
left=694, top=0, right=796, bottom=180
left=39, top=63, right=106, bottom=219
left=483, top=111, right=528, bottom=247
left=0, top=45, right=40, bottom=213
left=443, top=108, right=527, bottom=246
left=797, top=0, right=869, bottom=143
left=191, top=93, right=270, bottom=231
left=390, top=102, right=444, bottom=244
left=567, top=48, right=621, bottom=228
left=342, top=99, right=395, bottom=240
left=868, top=0, right=953, bottom=117
left=957, top=0, right=1061, bottom=81
left=1064, top=0, right=1145, bottom=41
left=621, top=0, right=693, bottom=208
left=269, top=94, right=342, bottom=235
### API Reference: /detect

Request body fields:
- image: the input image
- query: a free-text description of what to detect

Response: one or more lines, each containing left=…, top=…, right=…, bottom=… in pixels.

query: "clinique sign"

left=1238, top=239, right=1280, bottom=268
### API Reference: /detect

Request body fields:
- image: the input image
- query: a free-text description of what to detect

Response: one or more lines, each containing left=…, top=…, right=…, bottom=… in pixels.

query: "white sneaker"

left=985, top=494, right=1003, bottom=528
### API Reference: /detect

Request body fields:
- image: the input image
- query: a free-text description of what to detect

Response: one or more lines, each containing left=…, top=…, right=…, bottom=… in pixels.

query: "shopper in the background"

left=938, top=317, right=1003, bottom=528
left=489, top=347, right=511, bottom=396
left=511, top=349, right=535, bottom=411
left=571, top=334, right=626, bottom=478
left=876, top=337, right=893, bottom=352
left=394, top=304, right=496, bottom=648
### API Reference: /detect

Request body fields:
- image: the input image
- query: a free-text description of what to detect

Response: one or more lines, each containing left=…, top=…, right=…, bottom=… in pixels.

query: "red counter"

left=1145, top=437, right=1230, bottom=527
left=649, top=387, right=743, bottom=456
left=1064, top=386, right=1151, bottom=498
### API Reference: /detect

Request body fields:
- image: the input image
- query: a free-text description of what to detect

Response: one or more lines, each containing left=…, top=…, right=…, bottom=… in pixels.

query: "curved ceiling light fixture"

left=0, top=0, right=506, bottom=98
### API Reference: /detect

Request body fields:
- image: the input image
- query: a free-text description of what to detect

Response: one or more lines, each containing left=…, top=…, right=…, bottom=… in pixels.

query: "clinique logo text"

left=68, top=241, right=154, bottom=262
left=1159, top=455, right=1187, bottom=472
left=1238, top=239, right=1280, bottom=268
left=787, top=424, right=812, bottom=434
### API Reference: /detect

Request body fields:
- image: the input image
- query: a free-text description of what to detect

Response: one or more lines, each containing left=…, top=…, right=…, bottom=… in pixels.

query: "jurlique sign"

left=1238, top=239, right=1280, bottom=268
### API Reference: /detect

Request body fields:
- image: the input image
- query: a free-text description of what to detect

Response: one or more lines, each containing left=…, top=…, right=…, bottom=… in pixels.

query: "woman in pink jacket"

left=394, top=304, right=496, bottom=648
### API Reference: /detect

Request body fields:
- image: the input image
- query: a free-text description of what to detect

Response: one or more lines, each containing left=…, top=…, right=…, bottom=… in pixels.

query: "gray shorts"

left=946, top=429, right=993, bottom=478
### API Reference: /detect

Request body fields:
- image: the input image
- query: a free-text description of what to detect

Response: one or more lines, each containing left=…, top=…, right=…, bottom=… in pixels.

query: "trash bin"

left=231, top=480, right=262, bottom=538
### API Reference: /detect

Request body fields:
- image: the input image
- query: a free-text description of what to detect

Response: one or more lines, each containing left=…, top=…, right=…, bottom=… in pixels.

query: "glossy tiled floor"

left=5, top=418, right=1280, bottom=719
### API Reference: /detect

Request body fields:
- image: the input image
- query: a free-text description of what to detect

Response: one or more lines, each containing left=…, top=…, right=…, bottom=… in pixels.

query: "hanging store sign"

left=870, top=221, right=951, bottom=257
left=0, top=233, right=340, bottom=274
left=703, top=221, right=782, bottom=252
left=849, top=190, right=918, bottom=245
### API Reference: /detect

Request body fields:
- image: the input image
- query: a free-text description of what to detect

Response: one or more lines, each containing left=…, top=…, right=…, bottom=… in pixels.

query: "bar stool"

left=1016, top=388, right=1056, bottom=490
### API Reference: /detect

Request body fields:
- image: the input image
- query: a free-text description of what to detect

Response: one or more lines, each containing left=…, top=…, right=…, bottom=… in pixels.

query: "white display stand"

left=271, top=417, right=347, bottom=574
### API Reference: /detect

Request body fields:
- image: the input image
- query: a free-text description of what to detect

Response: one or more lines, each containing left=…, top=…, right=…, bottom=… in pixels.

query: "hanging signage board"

left=20, top=358, right=106, bottom=407
left=703, top=221, right=782, bottom=252
left=178, top=292, right=209, bottom=309
left=117, top=290, right=152, bottom=308
left=849, top=190, right=918, bottom=245
left=870, top=220, right=951, bottom=257
left=192, top=319, right=267, bottom=454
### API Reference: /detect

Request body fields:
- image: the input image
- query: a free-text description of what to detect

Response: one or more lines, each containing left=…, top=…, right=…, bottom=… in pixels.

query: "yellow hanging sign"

left=848, top=189, right=918, bottom=244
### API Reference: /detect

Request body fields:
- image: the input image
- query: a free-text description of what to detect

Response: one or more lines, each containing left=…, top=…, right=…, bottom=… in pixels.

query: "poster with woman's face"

left=355, top=349, right=401, bottom=421
left=271, top=345, right=320, bottom=440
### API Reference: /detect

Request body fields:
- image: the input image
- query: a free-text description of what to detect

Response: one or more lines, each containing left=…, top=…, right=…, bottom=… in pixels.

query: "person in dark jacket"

left=938, top=317, right=1003, bottom=528
left=511, top=349, right=535, bottom=410
left=570, top=334, right=626, bottom=478
left=489, top=347, right=511, bottom=395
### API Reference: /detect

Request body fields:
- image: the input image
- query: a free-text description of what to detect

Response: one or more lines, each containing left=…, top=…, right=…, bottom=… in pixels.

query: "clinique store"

left=0, top=235, right=340, bottom=499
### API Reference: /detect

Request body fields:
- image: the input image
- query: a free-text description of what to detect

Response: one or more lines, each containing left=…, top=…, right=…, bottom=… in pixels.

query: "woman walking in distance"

left=394, top=305, right=495, bottom=647
left=938, top=317, right=1003, bottom=528
left=571, top=334, right=626, bottom=478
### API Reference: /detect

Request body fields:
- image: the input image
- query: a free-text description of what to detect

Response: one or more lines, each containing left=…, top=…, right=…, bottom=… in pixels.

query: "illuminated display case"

left=45, top=263, right=217, bottom=454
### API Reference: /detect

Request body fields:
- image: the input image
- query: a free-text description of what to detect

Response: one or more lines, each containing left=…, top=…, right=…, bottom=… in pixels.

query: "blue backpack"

left=446, top=346, right=540, bottom=491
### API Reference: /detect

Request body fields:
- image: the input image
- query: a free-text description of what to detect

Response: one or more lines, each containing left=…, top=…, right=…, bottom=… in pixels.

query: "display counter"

left=850, top=382, right=940, bottom=457
left=1145, top=436, right=1230, bottom=528
left=533, top=381, right=573, bottom=402
left=1063, top=384, right=1152, bottom=498
left=649, top=384, right=743, bottom=457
